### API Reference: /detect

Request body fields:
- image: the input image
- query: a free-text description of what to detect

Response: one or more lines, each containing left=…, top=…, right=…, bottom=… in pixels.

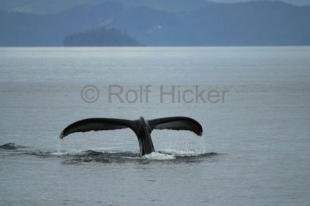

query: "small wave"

left=61, top=150, right=140, bottom=164
left=0, top=143, right=26, bottom=150
left=0, top=142, right=218, bottom=164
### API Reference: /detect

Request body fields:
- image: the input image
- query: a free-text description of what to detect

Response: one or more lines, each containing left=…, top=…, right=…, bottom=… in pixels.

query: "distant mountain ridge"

left=1, top=0, right=309, bottom=14
left=0, top=0, right=232, bottom=14
left=0, top=0, right=309, bottom=46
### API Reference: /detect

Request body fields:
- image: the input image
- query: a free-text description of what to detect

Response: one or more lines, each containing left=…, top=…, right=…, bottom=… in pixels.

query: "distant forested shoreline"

left=0, top=0, right=310, bottom=46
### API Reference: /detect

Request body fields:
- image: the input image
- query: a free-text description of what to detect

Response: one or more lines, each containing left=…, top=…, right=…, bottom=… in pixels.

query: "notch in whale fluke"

left=59, top=116, right=203, bottom=155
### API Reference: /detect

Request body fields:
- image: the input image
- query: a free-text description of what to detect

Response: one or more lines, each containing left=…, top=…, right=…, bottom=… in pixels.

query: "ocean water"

left=0, top=47, right=309, bottom=206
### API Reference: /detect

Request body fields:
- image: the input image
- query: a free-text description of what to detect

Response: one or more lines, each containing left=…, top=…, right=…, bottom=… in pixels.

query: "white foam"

left=160, top=149, right=198, bottom=156
left=50, top=151, right=69, bottom=156
left=143, top=152, right=175, bottom=160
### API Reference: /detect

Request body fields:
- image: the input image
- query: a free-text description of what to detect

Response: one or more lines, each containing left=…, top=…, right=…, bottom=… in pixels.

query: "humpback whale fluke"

left=60, top=116, right=203, bottom=156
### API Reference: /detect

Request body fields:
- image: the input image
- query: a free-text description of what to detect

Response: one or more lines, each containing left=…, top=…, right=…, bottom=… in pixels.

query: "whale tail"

left=59, top=116, right=203, bottom=155
left=60, top=116, right=203, bottom=139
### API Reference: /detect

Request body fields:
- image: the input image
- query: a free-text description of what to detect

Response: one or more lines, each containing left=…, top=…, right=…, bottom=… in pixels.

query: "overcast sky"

left=212, top=0, right=310, bottom=5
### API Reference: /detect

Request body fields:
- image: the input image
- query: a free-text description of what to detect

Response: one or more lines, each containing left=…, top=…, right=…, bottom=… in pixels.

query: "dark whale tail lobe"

left=59, top=116, right=203, bottom=155
left=148, top=117, right=203, bottom=136
left=59, top=118, right=136, bottom=139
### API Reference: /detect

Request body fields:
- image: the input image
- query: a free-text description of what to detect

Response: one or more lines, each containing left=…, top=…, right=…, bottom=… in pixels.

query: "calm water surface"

left=0, top=47, right=310, bottom=205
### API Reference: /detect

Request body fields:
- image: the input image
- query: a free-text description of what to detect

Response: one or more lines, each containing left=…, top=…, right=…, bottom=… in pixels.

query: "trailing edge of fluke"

left=59, top=116, right=203, bottom=156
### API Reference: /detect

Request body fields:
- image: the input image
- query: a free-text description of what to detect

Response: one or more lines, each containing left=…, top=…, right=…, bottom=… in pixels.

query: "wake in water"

left=0, top=143, right=218, bottom=164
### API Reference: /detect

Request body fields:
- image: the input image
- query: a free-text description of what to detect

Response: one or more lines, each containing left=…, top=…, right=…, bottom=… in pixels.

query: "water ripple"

left=0, top=142, right=218, bottom=164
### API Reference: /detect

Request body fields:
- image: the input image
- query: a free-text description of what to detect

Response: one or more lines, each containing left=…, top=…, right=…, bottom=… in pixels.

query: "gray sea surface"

left=0, top=47, right=310, bottom=206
